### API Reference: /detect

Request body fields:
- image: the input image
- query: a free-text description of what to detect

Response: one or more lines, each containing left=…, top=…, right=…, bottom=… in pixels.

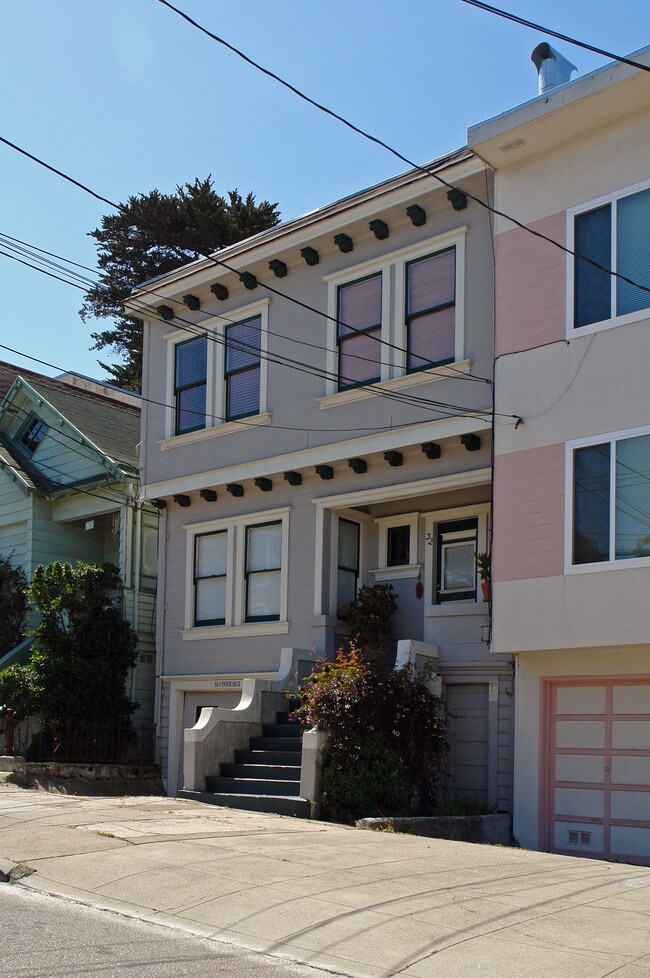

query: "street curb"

left=0, top=859, right=35, bottom=883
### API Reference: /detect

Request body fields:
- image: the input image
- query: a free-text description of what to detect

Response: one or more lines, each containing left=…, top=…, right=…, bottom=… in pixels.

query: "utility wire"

left=0, top=229, right=490, bottom=388
left=459, top=1, right=650, bottom=73
left=152, top=0, right=650, bottom=297
left=0, top=241, right=501, bottom=425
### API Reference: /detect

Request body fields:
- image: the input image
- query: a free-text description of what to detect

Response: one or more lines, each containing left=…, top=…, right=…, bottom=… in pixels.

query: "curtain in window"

left=195, top=532, right=227, bottom=624
left=338, top=275, right=382, bottom=388
left=245, top=523, right=281, bottom=620
left=175, top=337, right=207, bottom=434
left=226, top=317, right=261, bottom=419
left=407, top=249, right=455, bottom=370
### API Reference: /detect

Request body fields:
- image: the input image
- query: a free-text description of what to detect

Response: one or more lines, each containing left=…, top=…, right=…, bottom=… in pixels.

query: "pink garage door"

left=542, top=679, right=650, bottom=865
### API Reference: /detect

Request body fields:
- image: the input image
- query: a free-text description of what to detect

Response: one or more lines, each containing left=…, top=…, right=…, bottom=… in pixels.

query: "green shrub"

left=0, top=663, right=37, bottom=718
left=293, top=646, right=447, bottom=820
left=0, top=556, right=28, bottom=654
left=437, top=796, right=496, bottom=817
left=320, top=734, right=410, bottom=824
left=337, top=583, right=397, bottom=666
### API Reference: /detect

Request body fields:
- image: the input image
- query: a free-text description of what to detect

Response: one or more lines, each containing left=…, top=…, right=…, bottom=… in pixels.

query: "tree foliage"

left=25, top=562, right=138, bottom=725
left=81, top=177, right=281, bottom=390
left=293, top=647, right=448, bottom=822
left=0, top=556, right=28, bottom=654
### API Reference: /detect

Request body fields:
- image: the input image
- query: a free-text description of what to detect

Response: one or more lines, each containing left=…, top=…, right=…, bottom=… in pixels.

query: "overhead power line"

left=458, top=1, right=650, bottom=73
left=0, top=236, right=502, bottom=426
left=152, top=0, right=650, bottom=296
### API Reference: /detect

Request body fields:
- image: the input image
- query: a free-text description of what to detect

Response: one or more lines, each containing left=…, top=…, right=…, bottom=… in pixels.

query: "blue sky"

left=1, top=0, right=649, bottom=382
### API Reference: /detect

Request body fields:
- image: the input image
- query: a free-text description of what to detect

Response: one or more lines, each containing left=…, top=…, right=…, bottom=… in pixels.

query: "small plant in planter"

left=475, top=552, right=491, bottom=602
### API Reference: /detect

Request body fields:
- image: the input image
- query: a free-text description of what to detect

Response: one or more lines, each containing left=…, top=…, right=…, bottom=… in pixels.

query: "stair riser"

left=178, top=790, right=311, bottom=818
left=262, top=724, right=303, bottom=739
left=206, top=777, right=300, bottom=796
left=249, top=737, right=303, bottom=751
left=235, top=750, right=302, bottom=765
left=221, top=763, right=300, bottom=780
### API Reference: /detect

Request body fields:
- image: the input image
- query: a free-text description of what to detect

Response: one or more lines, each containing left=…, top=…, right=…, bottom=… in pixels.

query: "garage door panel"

left=610, top=790, right=650, bottom=821
left=611, top=720, right=650, bottom=750
left=556, top=686, right=606, bottom=715
left=555, top=754, right=605, bottom=784
left=612, top=686, right=650, bottom=714
left=610, top=825, right=650, bottom=859
left=553, top=822, right=605, bottom=853
left=555, top=787, right=604, bottom=818
left=548, top=679, right=650, bottom=865
left=611, top=756, right=650, bottom=786
left=556, top=721, right=605, bottom=749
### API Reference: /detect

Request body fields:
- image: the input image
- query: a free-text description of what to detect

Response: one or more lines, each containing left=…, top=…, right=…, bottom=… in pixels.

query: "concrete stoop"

left=179, top=706, right=312, bottom=818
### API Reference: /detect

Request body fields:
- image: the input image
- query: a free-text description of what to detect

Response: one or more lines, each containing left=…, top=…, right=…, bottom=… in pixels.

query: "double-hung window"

left=435, top=518, right=478, bottom=603
left=185, top=508, right=289, bottom=635
left=225, top=315, right=261, bottom=420
left=571, top=430, right=650, bottom=566
left=174, top=336, right=207, bottom=434
left=337, top=274, right=382, bottom=390
left=406, top=247, right=456, bottom=371
left=572, top=185, right=650, bottom=330
left=194, top=531, right=227, bottom=626
left=244, top=521, right=282, bottom=622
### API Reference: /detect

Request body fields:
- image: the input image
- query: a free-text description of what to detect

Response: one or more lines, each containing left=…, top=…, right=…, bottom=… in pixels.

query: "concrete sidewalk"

left=1, top=785, right=649, bottom=978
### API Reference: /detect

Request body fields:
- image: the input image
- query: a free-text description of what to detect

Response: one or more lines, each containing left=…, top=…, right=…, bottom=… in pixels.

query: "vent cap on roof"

left=531, top=42, right=577, bottom=94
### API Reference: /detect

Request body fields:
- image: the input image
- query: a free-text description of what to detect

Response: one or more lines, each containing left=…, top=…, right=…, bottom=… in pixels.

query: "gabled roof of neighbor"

left=0, top=361, right=142, bottom=479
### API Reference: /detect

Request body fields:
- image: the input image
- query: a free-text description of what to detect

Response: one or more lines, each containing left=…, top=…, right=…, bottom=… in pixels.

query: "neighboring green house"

left=0, top=361, right=158, bottom=727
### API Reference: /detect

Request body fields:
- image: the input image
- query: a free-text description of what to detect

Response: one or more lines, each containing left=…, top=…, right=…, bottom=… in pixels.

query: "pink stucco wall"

left=495, top=213, right=566, bottom=357
left=493, top=443, right=565, bottom=582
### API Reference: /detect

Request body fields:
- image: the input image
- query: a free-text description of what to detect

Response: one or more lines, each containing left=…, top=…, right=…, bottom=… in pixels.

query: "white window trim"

left=323, top=227, right=467, bottom=397
left=183, top=505, right=290, bottom=634
left=164, top=298, right=270, bottom=440
left=423, top=503, right=490, bottom=614
left=565, top=424, right=650, bottom=574
left=566, top=178, right=650, bottom=339
left=371, top=511, right=420, bottom=581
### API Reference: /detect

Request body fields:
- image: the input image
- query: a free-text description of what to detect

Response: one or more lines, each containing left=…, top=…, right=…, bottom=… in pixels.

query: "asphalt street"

left=0, top=885, right=340, bottom=978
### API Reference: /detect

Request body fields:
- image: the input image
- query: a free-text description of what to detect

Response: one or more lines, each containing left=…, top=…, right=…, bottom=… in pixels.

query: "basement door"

left=543, top=679, right=650, bottom=865
left=445, top=684, right=489, bottom=805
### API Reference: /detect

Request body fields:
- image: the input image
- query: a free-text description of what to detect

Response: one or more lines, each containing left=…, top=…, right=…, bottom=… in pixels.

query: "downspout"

left=132, top=498, right=142, bottom=705
left=153, top=505, right=166, bottom=768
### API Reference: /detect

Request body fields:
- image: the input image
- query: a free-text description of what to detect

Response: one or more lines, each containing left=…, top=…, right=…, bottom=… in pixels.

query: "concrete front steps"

left=179, top=707, right=311, bottom=817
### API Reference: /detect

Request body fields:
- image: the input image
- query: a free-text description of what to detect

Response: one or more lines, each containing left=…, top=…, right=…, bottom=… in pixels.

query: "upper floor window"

left=164, top=299, right=270, bottom=442
left=571, top=430, right=650, bottom=566
left=324, top=226, right=466, bottom=400
left=174, top=336, right=207, bottom=435
left=18, top=415, right=48, bottom=452
left=337, top=274, right=382, bottom=390
left=225, top=315, right=261, bottom=420
left=194, top=530, right=228, bottom=626
left=244, top=521, right=282, bottom=622
left=571, top=184, right=650, bottom=331
left=406, top=247, right=456, bottom=371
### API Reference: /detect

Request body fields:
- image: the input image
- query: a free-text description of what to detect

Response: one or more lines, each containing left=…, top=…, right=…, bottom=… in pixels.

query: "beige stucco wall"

left=513, top=648, right=650, bottom=852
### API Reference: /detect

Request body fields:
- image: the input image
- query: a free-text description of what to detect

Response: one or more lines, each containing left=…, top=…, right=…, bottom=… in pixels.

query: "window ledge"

left=370, top=564, right=421, bottom=582
left=318, top=361, right=472, bottom=409
left=182, top=620, right=289, bottom=640
left=160, top=413, right=272, bottom=450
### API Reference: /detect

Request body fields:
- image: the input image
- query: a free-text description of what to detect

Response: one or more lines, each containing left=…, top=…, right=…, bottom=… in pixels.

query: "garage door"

left=546, top=680, right=650, bottom=865
left=446, top=684, right=489, bottom=805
